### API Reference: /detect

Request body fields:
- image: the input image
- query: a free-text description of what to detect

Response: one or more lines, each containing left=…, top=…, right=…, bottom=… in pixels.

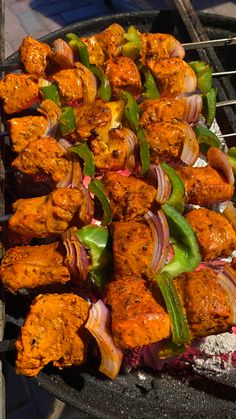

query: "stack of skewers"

left=0, top=24, right=236, bottom=380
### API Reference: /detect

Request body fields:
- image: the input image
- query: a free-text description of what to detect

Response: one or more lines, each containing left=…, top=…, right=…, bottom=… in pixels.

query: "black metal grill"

left=1, top=3, right=236, bottom=418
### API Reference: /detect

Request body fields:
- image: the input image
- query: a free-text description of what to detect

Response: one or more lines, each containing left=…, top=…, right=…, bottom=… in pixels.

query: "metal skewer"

left=216, top=99, right=236, bottom=108
left=213, top=70, right=236, bottom=77
left=183, top=37, right=236, bottom=50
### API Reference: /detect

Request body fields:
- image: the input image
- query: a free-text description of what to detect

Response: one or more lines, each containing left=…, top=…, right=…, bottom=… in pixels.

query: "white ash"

left=192, top=333, right=236, bottom=374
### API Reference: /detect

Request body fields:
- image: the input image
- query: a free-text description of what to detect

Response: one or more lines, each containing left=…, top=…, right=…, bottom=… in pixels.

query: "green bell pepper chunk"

left=155, top=272, right=191, bottom=347
left=161, top=162, right=185, bottom=213
left=59, top=106, right=76, bottom=136
left=66, top=33, right=90, bottom=68
left=189, top=61, right=213, bottom=93
left=142, top=67, right=160, bottom=99
left=70, top=143, right=95, bottom=177
left=158, top=340, right=186, bottom=359
left=122, top=25, right=142, bottom=60
left=228, top=147, right=236, bottom=175
left=193, top=125, right=221, bottom=154
left=89, top=179, right=112, bottom=226
left=40, top=84, right=60, bottom=104
left=120, top=90, right=150, bottom=175
left=90, top=65, right=112, bottom=102
left=202, top=87, right=217, bottom=127
left=161, top=203, right=202, bottom=278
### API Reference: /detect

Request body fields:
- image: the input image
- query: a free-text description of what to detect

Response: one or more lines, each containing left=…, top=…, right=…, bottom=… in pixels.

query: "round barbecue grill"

left=2, top=6, right=236, bottom=419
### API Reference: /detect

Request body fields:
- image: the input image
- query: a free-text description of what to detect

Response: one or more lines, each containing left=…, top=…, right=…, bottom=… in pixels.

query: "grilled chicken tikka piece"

left=177, top=165, right=234, bottom=205
left=103, top=172, right=156, bottom=221
left=7, top=99, right=61, bottom=153
left=139, top=96, right=203, bottom=127
left=16, top=293, right=90, bottom=376
left=12, top=136, right=71, bottom=184
left=148, top=57, right=197, bottom=97
left=9, top=187, right=93, bottom=238
left=185, top=208, right=236, bottom=261
left=145, top=120, right=198, bottom=165
left=106, top=277, right=170, bottom=350
left=112, top=220, right=154, bottom=279
left=0, top=242, right=70, bottom=293
left=52, top=62, right=97, bottom=105
left=139, top=32, right=185, bottom=64
left=174, top=268, right=233, bottom=339
left=0, top=73, right=39, bottom=114
left=104, top=56, right=142, bottom=99
left=19, top=36, right=52, bottom=78
left=80, top=23, right=125, bottom=66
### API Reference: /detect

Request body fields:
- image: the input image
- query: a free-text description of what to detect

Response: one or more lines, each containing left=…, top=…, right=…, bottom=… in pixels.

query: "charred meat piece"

left=7, top=115, right=48, bottom=153
left=106, top=277, right=170, bottom=350
left=7, top=99, right=61, bottom=153
left=0, top=242, right=70, bottom=292
left=19, top=36, right=52, bottom=78
left=139, top=95, right=202, bottom=127
left=12, top=136, right=71, bottom=184
left=16, top=293, right=90, bottom=376
left=0, top=73, right=39, bottom=114
left=140, top=32, right=185, bottom=64
left=52, top=62, right=97, bottom=105
left=104, top=56, right=141, bottom=99
left=148, top=57, right=197, bottom=97
left=112, top=220, right=153, bottom=279
left=9, top=187, right=93, bottom=238
left=145, top=121, right=198, bottom=165
left=91, top=127, right=136, bottom=171
left=174, top=268, right=233, bottom=339
left=177, top=165, right=234, bottom=205
left=81, top=23, right=125, bottom=66
left=72, top=100, right=112, bottom=141
left=103, top=172, right=156, bottom=221
left=185, top=208, right=236, bottom=261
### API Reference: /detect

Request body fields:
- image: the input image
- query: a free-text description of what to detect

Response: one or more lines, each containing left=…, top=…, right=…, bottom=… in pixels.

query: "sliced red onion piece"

left=144, top=210, right=170, bottom=272
left=183, top=94, right=203, bottom=124
left=80, top=183, right=94, bottom=224
left=169, top=40, right=185, bottom=60
left=184, top=68, right=197, bottom=94
left=85, top=300, right=123, bottom=380
left=216, top=268, right=236, bottom=324
left=75, top=62, right=97, bottom=104
left=62, top=227, right=89, bottom=281
left=38, top=100, right=61, bottom=137
left=147, top=164, right=171, bottom=204
left=38, top=78, right=51, bottom=88
left=222, top=201, right=236, bottom=231
left=58, top=138, right=73, bottom=150
left=56, top=156, right=83, bottom=189
left=51, top=39, right=74, bottom=68
left=180, top=123, right=199, bottom=166
left=123, top=127, right=137, bottom=170
left=207, top=147, right=235, bottom=185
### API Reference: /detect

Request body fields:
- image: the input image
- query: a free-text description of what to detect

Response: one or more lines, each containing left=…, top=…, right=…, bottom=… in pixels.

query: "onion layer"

left=38, top=99, right=61, bottom=137
left=222, top=201, right=236, bottom=231
left=75, top=62, right=97, bottom=104
left=180, top=123, right=199, bottom=166
left=56, top=156, right=83, bottom=189
left=144, top=210, right=170, bottom=272
left=85, top=300, right=123, bottom=380
left=123, top=127, right=137, bottom=171
left=207, top=146, right=235, bottom=185
left=216, top=267, right=236, bottom=324
left=51, top=39, right=74, bottom=68
left=183, top=94, right=203, bottom=124
left=147, top=164, right=171, bottom=204
left=62, top=227, right=89, bottom=281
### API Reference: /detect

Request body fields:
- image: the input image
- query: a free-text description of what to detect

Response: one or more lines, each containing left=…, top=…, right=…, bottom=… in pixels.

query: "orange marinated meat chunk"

left=104, top=56, right=141, bottom=98
left=112, top=220, right=153, bottom=279
left=12, top=136, right=71, bottom=184
left=9, top=187, right=93, bottom=238
left=0, top=73, right=39, bottom=114
left=19, top=36, right=52, bottom=77
left=16, top=293, right=90, bottom=376
left=174, top=268, right=233, bottom=339
left=185, top=208, right=236, bottom=260
left=0, top=242, right=70, bottom=292
left=103, top=172, right=157, bottom=221
left=177, top=165, right=234, bottom=205
left=140, top=32, right=185, bottom=64
left=106, top=277, right=170, bottom=349
left=7, top=115, right=48, bottom=153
